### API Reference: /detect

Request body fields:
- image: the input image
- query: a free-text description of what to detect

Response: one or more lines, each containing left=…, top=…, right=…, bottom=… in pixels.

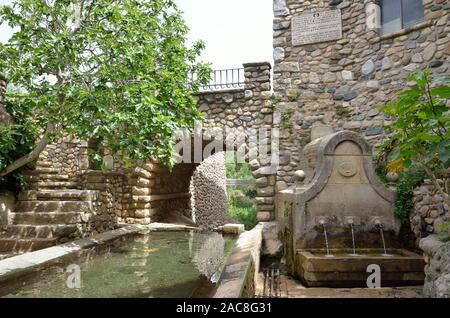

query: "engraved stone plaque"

left=292, top=10, right=342, bottom=46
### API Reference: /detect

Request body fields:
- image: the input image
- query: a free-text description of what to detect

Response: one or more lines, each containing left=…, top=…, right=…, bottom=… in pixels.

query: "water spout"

left=378, top=225, right=393, bottom=257
left=349, top=223, right=358, bottom=257
left=322, top=223, right=334, bottom=258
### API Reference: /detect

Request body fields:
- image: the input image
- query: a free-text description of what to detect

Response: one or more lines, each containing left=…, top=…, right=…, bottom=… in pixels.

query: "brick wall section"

left=272, top=0, right=450, bottom=188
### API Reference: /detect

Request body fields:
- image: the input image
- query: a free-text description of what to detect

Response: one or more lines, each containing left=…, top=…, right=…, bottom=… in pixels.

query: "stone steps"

left=28, top=181, right=79, bottom=189
left=25, top=174, right=70, bottom=182
left=15, top=201, right=91, bottom=213
left=18, top=190, right=97, bottom=202
left=36, top=161, right=54, bottom=168
left=0, top=237, right=57, bottom=253
left=6, top=224, right=80, bottom=239
left=9, top=212, right=88, bottom=225
left=33, top=167, right=61, bottom=174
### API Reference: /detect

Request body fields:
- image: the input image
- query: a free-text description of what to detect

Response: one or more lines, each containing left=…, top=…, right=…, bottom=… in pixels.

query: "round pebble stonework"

left=190, top=152, right=232, bottom=230
left=410, top=180, right=449, bottom=246
left=272, top=0, right=450, bottom=187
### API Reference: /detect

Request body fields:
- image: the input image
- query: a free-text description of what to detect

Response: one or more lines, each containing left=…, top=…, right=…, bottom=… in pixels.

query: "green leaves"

left=378, top=69, right=450, bottom=173
left=0, top=0, right=212, bottom=178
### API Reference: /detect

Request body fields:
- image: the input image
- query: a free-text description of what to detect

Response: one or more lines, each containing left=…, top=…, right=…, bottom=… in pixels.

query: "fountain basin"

left=0, top=226, right=236, bottom=298
left=296, top=249, right=425, bottom=288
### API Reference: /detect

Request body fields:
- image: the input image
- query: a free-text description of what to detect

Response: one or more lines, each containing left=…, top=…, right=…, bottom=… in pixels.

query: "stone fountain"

left=276, top=130, right=425, bottom=287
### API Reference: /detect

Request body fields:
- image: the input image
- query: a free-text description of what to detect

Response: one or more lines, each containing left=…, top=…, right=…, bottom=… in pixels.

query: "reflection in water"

left=190, top=232, right=225, bottom=279
left=2, top=231, right=234, bottom=298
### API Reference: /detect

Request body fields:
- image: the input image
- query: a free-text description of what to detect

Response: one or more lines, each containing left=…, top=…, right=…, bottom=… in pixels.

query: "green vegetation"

left=282, top=111, right=294, bottom=130
left=440, top=222, right=450, bottom=242
left=225, top=152, right=257, bottom=230
left=336, top=106, right=350, bottom=117
left=0, top=85, right=37, bottom=191
left=378, top=70, right=449, bottom=206
left=228, top=187, right=257, bottom=230
left=287, top=91, right=299, bottom=102
left=0, top=0, right=211, bottom=187
left=393, top=165, right=426, bottom=224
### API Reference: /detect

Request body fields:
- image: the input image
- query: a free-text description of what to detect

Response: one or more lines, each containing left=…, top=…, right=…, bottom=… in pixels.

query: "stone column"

left=243, top=62, right=277, bottom=222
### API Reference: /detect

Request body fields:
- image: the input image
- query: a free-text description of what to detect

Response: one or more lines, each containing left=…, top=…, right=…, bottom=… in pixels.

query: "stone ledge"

left=243, top=61, right=272, bottom=69
left=376, top=20, right=433, bottom=42
left=213, top=224, right=262, bottom=298
left=193, top=87, right=245, bottom=96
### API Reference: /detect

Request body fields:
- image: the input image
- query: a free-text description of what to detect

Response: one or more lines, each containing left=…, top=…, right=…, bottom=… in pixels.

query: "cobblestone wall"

left=272, top=0, right=450, bottom=187
left=410, top=180, right=449, bottom=246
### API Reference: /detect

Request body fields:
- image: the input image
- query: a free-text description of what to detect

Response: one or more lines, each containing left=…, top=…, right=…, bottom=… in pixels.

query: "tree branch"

left=418, top=161, right=450, bottom=206
left=0, top=122, right=55, bottom=178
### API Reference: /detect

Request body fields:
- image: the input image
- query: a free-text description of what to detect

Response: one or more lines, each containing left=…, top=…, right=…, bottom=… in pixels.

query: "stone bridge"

left=0, top=62, right=279, bottom=257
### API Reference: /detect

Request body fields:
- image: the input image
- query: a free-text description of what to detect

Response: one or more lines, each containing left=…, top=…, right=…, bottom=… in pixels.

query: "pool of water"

left=1, top=231, right=235, bottom=298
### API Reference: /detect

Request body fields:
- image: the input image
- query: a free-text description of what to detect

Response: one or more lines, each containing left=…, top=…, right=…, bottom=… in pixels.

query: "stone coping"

left=213, top=224, right=263, bottom=298
left=141, top=222, right=201, bottom=232
left=194, top=87, right=245, bottom=96
left=0, top=225, right=147, bottom=285
left=242, top=61, right=272, bottom=68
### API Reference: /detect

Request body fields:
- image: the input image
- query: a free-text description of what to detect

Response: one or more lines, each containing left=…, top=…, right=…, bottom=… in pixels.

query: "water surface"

left=2, top=231, right=234, bottom=298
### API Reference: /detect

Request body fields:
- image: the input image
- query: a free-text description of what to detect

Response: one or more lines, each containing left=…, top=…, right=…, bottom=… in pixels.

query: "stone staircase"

left=23, top=159, right=78, bottom=190
left=0, top=159, right=97, bottom=260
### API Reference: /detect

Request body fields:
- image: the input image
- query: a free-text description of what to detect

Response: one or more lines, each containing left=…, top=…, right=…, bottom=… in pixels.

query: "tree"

left=378, top=70, right=450, bottom=204
left=0, top=0, right=210, bottom=182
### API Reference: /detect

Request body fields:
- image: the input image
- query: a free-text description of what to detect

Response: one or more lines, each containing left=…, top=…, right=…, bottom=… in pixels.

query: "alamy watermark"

left=366, top=264, right=381, bottom=288
left=66, top=264, right=81, bottom=289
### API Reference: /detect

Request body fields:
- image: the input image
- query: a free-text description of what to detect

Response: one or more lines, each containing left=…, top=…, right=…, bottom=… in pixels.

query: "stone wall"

left=410, top=179, right=449, bottom=246
left=197, top=62, right=277, bottom=222
left=190, top=152, right=230, bottom=230
left=123, top=161, right=197, bottom=225
left=419, top=235, right=450, bottom=298
left=272, top=0, right=450, bottom=187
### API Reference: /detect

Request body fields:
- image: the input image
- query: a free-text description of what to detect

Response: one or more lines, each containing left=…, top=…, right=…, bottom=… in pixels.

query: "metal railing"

left=190, top=68, right=245, bottom=91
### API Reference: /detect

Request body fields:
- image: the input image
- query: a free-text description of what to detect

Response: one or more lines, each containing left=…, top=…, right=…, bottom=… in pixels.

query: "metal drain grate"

left=257, top=267, right=286, bottom=298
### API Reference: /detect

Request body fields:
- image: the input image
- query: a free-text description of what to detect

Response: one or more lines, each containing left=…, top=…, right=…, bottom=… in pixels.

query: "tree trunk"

left=0, top=122, right=55, bottom=178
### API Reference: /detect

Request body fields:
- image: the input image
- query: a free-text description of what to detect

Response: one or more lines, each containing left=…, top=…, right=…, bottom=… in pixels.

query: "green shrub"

left=229, top=205, right=257, bottom=231
left=227, top=186, right=257, bottom=230
left=225, top=152, right=257, bottom=230
left=0, top=99, right=37, bottom=192
left=393, top=164, right=426, bottom=225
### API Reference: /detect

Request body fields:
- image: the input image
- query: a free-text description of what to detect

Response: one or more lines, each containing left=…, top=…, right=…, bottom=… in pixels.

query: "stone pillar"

left=242, top=62, right=277, bottom=222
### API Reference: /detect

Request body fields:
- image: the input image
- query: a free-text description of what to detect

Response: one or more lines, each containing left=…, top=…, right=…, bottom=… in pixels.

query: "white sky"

left=0, top=0, right=274, bottom=70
